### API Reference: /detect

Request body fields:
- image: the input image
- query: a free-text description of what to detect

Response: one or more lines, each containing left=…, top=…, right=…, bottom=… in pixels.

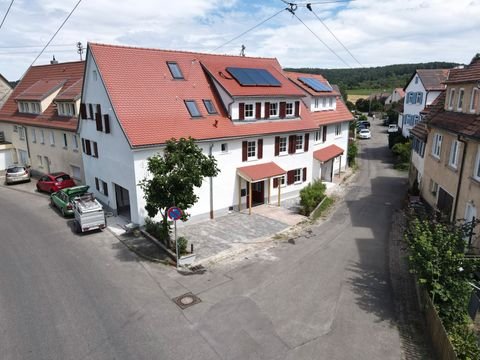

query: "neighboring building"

left=79, top=43, right=353, bottom=225
left=385, top=88, right=405, bottom=105
left=399, top=69, right=449, bottom=137
left=419, top=55, right=480, bottom=250
left=0, top=60, right=85, bottom=182
left=285, top=71, right=351, bottom=182
left=0, top=73, right=13, bottom=109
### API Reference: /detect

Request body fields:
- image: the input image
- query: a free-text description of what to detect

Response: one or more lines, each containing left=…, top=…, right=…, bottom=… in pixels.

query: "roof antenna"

left=77, top=42, right=84, bottom=61
left=240, top=45, right=245, bottom=57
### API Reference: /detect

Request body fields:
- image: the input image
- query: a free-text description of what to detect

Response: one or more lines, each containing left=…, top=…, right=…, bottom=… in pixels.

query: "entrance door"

left=43, top=156, right=50, bottom=173
left=437, top=187, right=454, bottom=220
left=321, top=160, right=333, bottom=182
left=18, top=149, right=28, bottom=166
left=115, top=184, right=131, bottom=221
left=246, top=181, right=265, bottom=207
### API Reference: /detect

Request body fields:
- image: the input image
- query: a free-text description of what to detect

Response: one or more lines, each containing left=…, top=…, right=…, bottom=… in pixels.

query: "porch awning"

left=237, top=162, right=286, bottom=182
left=313, top=144, right=344, bottom=163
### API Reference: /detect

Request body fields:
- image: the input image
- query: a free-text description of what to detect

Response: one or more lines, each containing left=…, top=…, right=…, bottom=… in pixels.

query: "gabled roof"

left=421, top=92, right=446, bottom=122
left=88, top=43, right=318, bottom=147
left=0, top=61, right=85, bottom=131
left=445, top=57, right=480, bottom=84
left=284, top=71, right=340, bottom=97
left=0, top=73, right=12, bottom=89
left=416, top=69, right=450, bottom=91
left=394, top=88, right=405, bottom=97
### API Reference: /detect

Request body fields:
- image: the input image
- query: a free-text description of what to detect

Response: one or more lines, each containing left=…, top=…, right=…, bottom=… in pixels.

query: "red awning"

left=237, top=162, right=286, bottom=182
left=313, top=144, right=344, bottom=162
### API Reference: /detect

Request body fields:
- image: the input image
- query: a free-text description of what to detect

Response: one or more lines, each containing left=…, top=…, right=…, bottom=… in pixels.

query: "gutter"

left=209, top=143, right=214, bottom=219
left=452, top=135, right=467, bottom=221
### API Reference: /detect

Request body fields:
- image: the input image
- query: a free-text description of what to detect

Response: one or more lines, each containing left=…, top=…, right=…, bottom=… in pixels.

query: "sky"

left=0, top=0, right=479, bottom=81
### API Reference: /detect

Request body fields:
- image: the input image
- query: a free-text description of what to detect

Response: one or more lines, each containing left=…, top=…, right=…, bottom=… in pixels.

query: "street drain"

left=173, top=292, right=201, bottom=309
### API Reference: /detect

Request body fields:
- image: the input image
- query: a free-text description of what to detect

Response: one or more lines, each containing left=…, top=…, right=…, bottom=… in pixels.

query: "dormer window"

left=269, top=102, right=279, bottom=117
left=185, top=100, right=201, bottom=117
left=457, top=89, right=465, bottom=111
left=18, top=101, right=40, bottom=114
left=286, top=102, right=294, bottom=116
left=57, top=102, right=76, bottom=116
left=203, top=100, right=217, bottom=114
left=167, top=62, right=184, bottom=80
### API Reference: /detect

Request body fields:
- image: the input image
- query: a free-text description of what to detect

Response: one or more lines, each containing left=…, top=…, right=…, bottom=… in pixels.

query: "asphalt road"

left=0, top=119, right=409, bottom=360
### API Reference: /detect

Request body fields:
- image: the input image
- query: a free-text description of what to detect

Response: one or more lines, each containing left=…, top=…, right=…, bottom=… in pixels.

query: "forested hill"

left=284, top=62, right=460, bottom=90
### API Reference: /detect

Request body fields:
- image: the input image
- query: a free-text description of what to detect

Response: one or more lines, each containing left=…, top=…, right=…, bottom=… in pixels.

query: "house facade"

left=0, top=61, right=85, bottom=182
left=399, top=69, right=449, bottom=138
left=0, top=73, right=13, bottom=109
left=385, top=87, right=405, bottom=105
left=79, top=43, right=353, bottom=225
left=419, top=55, right=480, bottom=250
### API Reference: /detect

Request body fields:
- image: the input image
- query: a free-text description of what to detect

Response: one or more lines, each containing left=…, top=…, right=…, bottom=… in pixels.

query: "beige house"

left=0, top=73, right=13, bottom=109
left=0, top=61, right=85, bottom=182
left=420, top=55, right=480, bottom=250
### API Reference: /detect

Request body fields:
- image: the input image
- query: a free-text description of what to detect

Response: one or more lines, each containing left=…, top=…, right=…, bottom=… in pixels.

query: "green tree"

left=139, top=137, right=220, bottom=239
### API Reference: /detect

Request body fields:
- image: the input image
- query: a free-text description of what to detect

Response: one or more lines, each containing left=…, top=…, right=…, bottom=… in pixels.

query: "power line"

left=210, top=8, right=286, bottom=53
left=25, top=0, right=83, bottom=74
left=306, top=4, right=362, bottom=66
left=281, top=0, right=354, bottom=7
left=0, top=0, right=14, bottom=31
left=0, top=44, right=73, bottom=49
left=289, top=10, right=351, bottom=67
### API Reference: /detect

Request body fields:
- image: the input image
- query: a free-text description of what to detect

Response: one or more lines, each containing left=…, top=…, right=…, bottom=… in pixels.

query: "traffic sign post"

left=167, top=207, right=183, bottom=268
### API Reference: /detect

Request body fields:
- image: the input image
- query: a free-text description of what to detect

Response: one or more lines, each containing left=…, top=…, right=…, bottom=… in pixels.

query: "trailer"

left=72, top=193, right=106, bottom=233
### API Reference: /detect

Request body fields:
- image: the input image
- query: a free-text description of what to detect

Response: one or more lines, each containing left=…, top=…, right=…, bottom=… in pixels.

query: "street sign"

left=167, top=206, right=182, bottom=221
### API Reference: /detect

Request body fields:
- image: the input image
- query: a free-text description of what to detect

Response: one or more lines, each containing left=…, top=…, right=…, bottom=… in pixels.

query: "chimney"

left=50, top=55, right=58, bottom=65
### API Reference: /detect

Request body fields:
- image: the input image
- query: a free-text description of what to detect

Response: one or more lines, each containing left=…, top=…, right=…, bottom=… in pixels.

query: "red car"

left=36, top=172, right=76, bottom=193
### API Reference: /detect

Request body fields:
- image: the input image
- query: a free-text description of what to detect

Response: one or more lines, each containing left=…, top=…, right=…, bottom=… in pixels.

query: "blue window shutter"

left=406, top=92, right=410, bottom=104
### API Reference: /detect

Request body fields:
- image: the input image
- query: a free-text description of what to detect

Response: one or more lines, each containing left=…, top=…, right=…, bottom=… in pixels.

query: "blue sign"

left=167, top=206, right=182, bottom=221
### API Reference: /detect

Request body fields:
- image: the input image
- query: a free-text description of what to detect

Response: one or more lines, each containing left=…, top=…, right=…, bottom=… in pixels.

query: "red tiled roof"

left=446, top=58, right=480, bottom=84
left=309, top=99, right=354, bottom=126
left=55, top=78, right=82, bottom=101
left=410, top=121, right=428, bottom=141
left=429, top=111, right=480, bottom=139
left=88, top=43, right=319, bottom=147
left=15, top=79, right=65, bottom=101
left=394, top=88, right=405, bottom=98
left=201, top=58, right=304, bottom=97
left=0, top=61, right=85, bottom=131
left=237, top=162, right=286, bottom=182
left=417, top=69, right=449, bottom=91
left=313, top=144, right=344, bottom=162
left=284, top=71, right=340, bottom=97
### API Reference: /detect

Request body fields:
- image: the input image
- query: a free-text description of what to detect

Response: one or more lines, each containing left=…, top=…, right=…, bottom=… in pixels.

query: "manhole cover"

left=173, top=292, right=201, bottom=309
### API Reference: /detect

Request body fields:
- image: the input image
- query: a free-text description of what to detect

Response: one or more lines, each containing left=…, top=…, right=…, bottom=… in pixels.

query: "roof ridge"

left=88, top=42, right=278, bottom=61
left=31, top=60, right=84, bottom=69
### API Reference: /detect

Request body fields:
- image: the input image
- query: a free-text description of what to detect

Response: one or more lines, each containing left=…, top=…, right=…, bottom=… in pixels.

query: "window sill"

left=295, top=149, right=304, bottom=154
left=470, top=177, right=480, bottom=186
left=247, top=158, right=257, bottom=162
left=62, top=146, right=68, bottom=150
left=72, top=149, right=79, bottom=153
left=447, top=164, right=458, bottom=172
left=50, top=144, right=55, bottom=147
left=220, top=151, right=230, bottom=155
left=294, top=181, right=302, bottom=185
left=429, top=154, right=441, bottom=162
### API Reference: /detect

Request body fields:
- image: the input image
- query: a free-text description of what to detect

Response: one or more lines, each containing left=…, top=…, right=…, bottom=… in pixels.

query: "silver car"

left=5, top=165, right=31, bottom=184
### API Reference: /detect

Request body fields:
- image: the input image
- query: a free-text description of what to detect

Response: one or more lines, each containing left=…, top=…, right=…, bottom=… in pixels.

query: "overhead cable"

left=0, top=0, right=15, bottom=31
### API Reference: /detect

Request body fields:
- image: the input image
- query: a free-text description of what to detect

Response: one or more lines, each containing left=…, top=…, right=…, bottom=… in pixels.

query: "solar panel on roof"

left=298, top=77, right=333, bottom=92
left=226, top=67, right=281, bottom=87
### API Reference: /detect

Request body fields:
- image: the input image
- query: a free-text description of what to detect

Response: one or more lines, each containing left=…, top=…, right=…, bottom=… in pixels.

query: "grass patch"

left=311, top=196, right=334, bottom=220
left=347, top=88, right=386, bottom=95
left=393, top=163, right=410, bottom=171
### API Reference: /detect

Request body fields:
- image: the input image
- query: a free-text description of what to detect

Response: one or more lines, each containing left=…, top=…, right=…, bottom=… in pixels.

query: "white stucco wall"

left=402, top=74, right=426, bottom=137
left=411, top=151, right=424, bottom=185
left=309, top=96, right=336, bottom=112
left=230, top=97, right=301, bottom=120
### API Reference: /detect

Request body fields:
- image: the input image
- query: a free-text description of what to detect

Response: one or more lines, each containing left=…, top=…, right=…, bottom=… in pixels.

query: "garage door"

left=0, top=148, right=12, bottom=170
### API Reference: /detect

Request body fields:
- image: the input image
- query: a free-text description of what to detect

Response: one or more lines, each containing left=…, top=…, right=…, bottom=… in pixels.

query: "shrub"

left=299, top=180, right=326, bottom=215
left=144, top=217, right=170, bottom=244
left=348, top=141, right=358, bottom=166
left=358, top=114, right=368, bottom=121
left=177, top=236, right=188, bottom=255
left=388, top=131, right=408, bottom=149
left=449, top=324, right=480, bottom=360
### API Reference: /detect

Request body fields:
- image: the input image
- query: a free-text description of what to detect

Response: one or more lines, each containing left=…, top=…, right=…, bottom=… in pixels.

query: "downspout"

left=452, top=135, right=467, bottom=221
left=209, top=143, right=214, bottom=219
left=23, top=125, right=31, bottom=166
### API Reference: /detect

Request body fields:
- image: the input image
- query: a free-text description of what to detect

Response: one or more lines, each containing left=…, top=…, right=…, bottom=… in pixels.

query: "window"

left=314, top=98, right=319, bottom=108
left=416, top=92, right=423, bottom=104
left=19, top=127, right=25, bottom=140
left=415, top=76, right=419, bottom=84
left=430, top=179, right=438, bottom=196
left=167, top=62, right=184, bottom=79
left=247, top=140, right=256, bottom=159
left=221, top=143, right=228, bottom=153
left=286, top=102, right=294, bottom=116
left=63, top=133, right=68, bottom=148
left=314, top=130, right=321, bottom=143
left=49, top=131, right=55, bottom=146
left=93, top=70, right=98, bottom=81
left=185, top=100, right=201, bottom=117
left=328, top=97, right=333, bottom=107
left=335, top=124, right=342, bottom=136
left=71, top=165, right=81, bottom=180
left=31, top=128, right=36, bottom=143
left=294, top=169, right=302, bottom=183
left=413, top=115, right=420, bottom=125
left=245, top=103, right=254, bottom=119
left=279, top=136, right=287, bottom=155
left=474, top=146, right=480, bottom=181
left=407, top=92, right=415, bottom=104
left=470, top=88, right=478, bottom=113
left=37, top=155, right=43, bottom=167
left=448, top=88, right=456, bottom=109
left=458, top=89, right=464, bottom=110
left=412, top=137, right=425, bottom=157
left=40, top=130, right=45, bottom=144
left=279, top=175, right=286, bottom=187
left=432, top=133, right=442, bottom=158
left=72, top=135, right=79, bottom=150
left=449, top=140, right=459, bottom=168
left=203, top=100, right=217, bottom=114
left=295, top=135, right=303, bottom=151
left=322, top=98, right=327, bottom=107
left=95, top=177, right=109, bottom=196
left=93, top=142, right=98, bottom=158
left=269, top=102, right=278, bottom=117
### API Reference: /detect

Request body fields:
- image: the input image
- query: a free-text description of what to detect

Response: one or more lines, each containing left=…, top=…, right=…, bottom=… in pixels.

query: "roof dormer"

left=15, top=79, right=66, bottom=115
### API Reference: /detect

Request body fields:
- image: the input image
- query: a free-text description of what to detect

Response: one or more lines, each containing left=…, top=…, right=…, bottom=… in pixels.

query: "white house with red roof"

left=79, top=43, right=352, bottom=224
left=0, top=60, right=85, bottom=181
left=385, top=88, right=405, bottom=105
left=399, top=69, right=449, bottom=137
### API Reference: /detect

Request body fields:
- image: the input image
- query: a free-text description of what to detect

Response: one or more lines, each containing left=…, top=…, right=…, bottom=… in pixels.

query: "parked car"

left=359, top=120, right=371, bottom=128
left=5, top=165, right=30, bottom=184
left=387, top=124, right=399, bottom=133
left=36, top=172, right=76, bottom=193
left=72, top=192, right=106, bottom=233
left=358, top=129, right=371, bottom=139
left=50, top=185, right=90, bottom=217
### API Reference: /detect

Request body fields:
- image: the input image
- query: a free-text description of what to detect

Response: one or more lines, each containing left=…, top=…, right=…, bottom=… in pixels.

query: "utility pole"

left=77, top=42, right=84, bottom=61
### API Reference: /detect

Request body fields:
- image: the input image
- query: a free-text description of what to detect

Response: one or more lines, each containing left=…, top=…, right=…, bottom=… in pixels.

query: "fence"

left=419, top=287, right=458, bottom=360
